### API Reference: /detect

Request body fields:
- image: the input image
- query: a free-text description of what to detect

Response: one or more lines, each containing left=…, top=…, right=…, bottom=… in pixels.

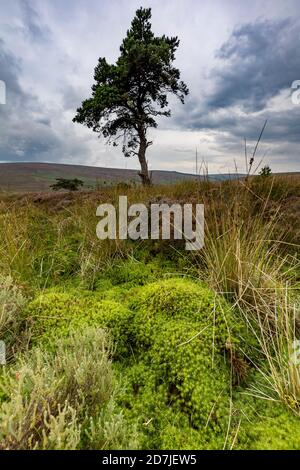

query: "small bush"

left=0, top=275, right=27, bottom=359
left=50, top=178, right=84, bottom=192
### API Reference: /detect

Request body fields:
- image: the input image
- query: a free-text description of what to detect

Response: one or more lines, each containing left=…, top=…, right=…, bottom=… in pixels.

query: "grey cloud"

left=0, top=39, right=23, bottom=99
left=0, top=2, right=94, bottom=163
left=0, top=39, right=62, bottom=161
left=171, top=16, right=300, bottom=169
left=62, top=84, right=88, bottom=111
left=20, top=0, right=51, bottom=42
left=192, top=107, right=300, bottom=143
left=207, top=18, right=300, bottom=112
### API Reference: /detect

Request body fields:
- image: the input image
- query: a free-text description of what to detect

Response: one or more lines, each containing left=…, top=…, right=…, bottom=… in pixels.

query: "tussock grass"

left=201, top=179, right=287, bottom=301
left=199, top=177, right=300, bottom=412
left=239, top=284, right=300, bottom=414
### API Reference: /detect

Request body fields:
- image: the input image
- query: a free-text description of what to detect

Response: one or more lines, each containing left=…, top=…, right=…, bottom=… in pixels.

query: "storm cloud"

left=208, top=18, right=300, bottom=112
left=0, top=37, right=69, bottom=162
left=173, top=15, right=300, bottom=170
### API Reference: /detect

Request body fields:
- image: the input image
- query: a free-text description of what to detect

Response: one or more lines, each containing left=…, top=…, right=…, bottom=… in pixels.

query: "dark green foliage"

left=259, top=165, right=272, bottom=177
left=100, top=259, right=162, bottom=287
left=50, top=178, right=84, bottom=191
left=73, top=7, right=188, bottom=185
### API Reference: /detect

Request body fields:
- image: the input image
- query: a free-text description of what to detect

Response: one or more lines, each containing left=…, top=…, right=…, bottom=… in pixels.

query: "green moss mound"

left=247, top=409, right=300, bottom=450
left=116, top=278, right=244, bottom=448
left=128, top=278, right=242, bottom=350
left=129, top=278, right=217, bottom=320
left=23, top=278, right=243, bottom=448
left=118, top=321, right=232, bottom=449
left=22, top=278, right=300, bottom=450
left=233, top=397, right=300, bottom=450
left=24, top=291, right=134, bottom=356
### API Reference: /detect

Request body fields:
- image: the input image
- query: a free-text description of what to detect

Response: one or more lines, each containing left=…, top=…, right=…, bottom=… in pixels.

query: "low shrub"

left=0, top=327, right=135, bottom=450
left=0, top=275, right=27, bottom=360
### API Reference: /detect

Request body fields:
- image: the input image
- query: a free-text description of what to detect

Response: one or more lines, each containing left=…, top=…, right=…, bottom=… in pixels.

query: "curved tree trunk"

left=137, top=131, right=151, bottom=186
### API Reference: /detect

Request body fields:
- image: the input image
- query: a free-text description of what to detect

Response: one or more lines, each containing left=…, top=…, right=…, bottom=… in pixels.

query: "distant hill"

left=0, top=162, right=245, bottom=192
left=0, top=162, right=298, bottom=193
left=0, top=162, right=196, bottom=192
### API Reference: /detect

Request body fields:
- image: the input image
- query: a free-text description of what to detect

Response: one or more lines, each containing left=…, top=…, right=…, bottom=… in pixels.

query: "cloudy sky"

left=0, top=0, right=299, bottom=174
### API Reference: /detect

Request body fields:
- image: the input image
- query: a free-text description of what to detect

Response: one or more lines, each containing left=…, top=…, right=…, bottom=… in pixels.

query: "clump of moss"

left=21, top=277, right=300, bottom=450
left=247, top=409, right=300, bottom=450
left=128, top=278, right=241, bottom=350
left=231, top=395, right=300, bottom=450
left=113, top=278, right=246, bottom=448
left=118, top=321, right=232, bottom=449
left=24, top=291, right=134, bottom=356
left=150, top=319, right=231, bottom=425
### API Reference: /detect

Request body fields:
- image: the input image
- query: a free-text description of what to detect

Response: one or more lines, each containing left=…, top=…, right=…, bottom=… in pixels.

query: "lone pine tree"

left=73, top=7, right=188, bottom=186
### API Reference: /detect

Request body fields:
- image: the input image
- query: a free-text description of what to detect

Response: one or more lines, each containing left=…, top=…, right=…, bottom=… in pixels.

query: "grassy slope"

left=0, top=162, right=206, bottom=192
left=0, top=162, right=248, bottom=193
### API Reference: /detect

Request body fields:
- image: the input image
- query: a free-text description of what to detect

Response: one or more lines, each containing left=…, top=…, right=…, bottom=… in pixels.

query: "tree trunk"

left=137, top=131, right=151, bottom=186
